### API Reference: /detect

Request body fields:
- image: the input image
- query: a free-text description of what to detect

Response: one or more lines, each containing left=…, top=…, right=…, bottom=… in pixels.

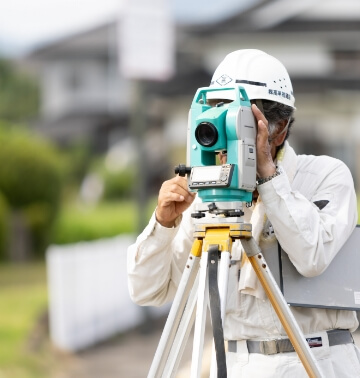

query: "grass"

left=0, top=262, right=51, bottom=378
left=52, top=198, right=157, bottom=245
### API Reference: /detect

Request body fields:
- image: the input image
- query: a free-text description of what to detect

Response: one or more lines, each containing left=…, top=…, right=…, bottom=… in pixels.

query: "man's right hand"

left=155, top=176, right=196, bottom=228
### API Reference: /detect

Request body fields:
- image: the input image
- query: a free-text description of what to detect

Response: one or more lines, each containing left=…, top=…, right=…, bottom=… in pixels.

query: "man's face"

left=217, top=151, right=227, bottom=165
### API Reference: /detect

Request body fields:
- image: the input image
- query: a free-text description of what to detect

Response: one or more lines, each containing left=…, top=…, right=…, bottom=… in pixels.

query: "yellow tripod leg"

left=241, top=237, right=323, bottom=378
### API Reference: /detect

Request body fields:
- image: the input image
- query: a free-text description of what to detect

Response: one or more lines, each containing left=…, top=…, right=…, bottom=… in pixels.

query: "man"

left=127, top=49, right=360, bottom=376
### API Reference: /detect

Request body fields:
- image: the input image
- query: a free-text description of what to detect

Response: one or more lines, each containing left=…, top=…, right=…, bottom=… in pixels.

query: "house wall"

left=40, top=57, right=130, bottom=120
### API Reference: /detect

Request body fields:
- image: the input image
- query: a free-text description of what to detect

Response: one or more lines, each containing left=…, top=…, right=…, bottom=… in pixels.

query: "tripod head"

left=190, top=201, right=246, bottom=223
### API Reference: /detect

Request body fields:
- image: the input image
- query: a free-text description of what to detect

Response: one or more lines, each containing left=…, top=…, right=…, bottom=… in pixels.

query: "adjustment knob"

left=175, top=164, right=191, bottom=177
left=191, top=212, right=205, bottom=219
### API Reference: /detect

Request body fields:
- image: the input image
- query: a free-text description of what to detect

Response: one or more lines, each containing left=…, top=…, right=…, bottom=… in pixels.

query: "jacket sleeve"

left=258, top=159, right=358, bottom=277
left=127, top=209, right=194, bottom=306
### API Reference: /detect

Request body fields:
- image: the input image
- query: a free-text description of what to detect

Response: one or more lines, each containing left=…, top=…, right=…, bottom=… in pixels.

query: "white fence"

left=46, top=235, right=169, bottom=351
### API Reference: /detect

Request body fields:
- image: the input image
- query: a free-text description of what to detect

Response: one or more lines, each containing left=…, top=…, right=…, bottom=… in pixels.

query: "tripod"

left=148, top=203, right=323, bottom=378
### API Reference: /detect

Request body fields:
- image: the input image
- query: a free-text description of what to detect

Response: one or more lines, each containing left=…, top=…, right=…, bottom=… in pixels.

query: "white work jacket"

left=127, top=144, right=359, bottom=341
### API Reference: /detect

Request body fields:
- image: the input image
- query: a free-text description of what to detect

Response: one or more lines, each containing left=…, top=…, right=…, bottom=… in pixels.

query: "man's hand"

left=155, top=176, right=196, bottom=228
left=251, top=104, right=277, bottom=178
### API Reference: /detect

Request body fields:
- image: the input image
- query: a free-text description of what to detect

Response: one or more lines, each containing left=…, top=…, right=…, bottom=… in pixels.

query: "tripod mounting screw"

left=175, top=164, right=191, bottom=177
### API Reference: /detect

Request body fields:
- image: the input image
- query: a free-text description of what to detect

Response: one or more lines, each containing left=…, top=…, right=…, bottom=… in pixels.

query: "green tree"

left=0, top=58, right=39, bottom=122
left=0, top=122, right=65, bottom=259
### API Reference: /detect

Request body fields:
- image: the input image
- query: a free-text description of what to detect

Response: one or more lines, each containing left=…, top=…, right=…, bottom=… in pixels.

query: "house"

left=26, top=23, right=129, bottom=152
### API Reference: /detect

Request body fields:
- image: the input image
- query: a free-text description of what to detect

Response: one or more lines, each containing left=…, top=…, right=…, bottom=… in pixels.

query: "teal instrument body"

left=187, top=87, right=256, bottom=203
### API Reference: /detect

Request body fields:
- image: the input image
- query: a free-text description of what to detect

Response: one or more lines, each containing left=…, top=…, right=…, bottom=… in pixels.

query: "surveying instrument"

left=148, top=87, right=323, bottom=377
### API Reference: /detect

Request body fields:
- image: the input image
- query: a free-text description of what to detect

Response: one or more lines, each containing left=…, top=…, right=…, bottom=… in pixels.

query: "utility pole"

left=129, top=80, right=148, bottom=233
left=118, top=0, right=175, bottom=234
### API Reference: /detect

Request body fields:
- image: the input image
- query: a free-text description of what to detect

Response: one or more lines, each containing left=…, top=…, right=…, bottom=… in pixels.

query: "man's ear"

left=273, top=119, right=288, bottom=147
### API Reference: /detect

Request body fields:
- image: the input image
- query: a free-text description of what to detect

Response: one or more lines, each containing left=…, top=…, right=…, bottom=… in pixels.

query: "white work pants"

left=227, top=337, right=360, bottom=377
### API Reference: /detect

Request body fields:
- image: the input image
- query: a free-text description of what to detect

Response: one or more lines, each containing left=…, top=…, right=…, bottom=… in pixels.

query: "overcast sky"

left=0, top=0, right=254, bottom=57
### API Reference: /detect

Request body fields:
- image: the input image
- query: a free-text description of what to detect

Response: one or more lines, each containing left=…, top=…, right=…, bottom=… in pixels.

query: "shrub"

left=52, top=201, right=137, bottom=244
left=103, top=168, right=136, bottom=200
left=52, top=198, right=158, bottom=245
left=0, top=124, right=65, bottom=257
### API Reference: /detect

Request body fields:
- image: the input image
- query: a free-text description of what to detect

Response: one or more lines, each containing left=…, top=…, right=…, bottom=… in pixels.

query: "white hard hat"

left=208, top=49, right=295, bottom=108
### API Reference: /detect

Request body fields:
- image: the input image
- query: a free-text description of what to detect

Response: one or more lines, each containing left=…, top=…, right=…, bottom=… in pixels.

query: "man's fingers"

left=164, top=190, right=194, bottom=204
left=161, top=192, right=186, bottom=205
left=252, top=104, right=267, bottom=124
left=159, top=179, right=194, bottom=206
left=167, top=177, right=194, bottom=199
left=251, top=104, right=268, bottom=141
left=257, top=120, right=269, bottom=143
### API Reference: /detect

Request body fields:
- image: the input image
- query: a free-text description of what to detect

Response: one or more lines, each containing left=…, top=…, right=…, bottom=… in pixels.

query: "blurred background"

left=0, top=0, right=360, bottom=377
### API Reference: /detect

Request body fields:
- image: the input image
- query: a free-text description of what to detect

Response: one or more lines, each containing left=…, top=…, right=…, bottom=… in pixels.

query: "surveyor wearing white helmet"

left=128, top=50, right=360, bottom=376
left=208, top=49, right=295, bottom=179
